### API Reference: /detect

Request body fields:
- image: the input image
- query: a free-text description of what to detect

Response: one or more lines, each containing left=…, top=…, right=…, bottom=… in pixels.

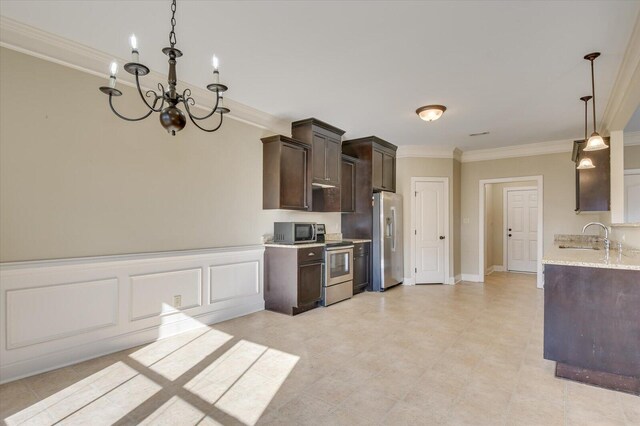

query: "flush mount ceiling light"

left=583, top=52, right=608, bottom=151
left=99, top=0, right=230, bottom=135
left=577, top=95, right=595, bottom=170
left=416, top=105, right=446, bottom=122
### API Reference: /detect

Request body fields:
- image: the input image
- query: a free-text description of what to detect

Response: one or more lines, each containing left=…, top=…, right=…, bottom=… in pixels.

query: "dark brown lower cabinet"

left=265, top=246, right=323, bottom=315
left=353, top=242, right=370, bottom=294
left=544, top=264, right=640, bottom=395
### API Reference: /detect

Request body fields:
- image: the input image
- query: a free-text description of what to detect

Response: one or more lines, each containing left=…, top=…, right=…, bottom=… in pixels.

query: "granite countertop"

left=542, top=237, right=640, bottom=271
left=263, top=238, right=371, bottom=248
left=264, top=242, right=326, bottom=249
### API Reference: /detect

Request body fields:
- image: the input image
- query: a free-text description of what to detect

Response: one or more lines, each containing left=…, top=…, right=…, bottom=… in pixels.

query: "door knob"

left=439, top=236, right=445, bottom=240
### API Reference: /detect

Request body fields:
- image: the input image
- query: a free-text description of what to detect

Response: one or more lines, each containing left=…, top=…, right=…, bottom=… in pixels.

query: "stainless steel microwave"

left=273, top=222, right=316, bottom=244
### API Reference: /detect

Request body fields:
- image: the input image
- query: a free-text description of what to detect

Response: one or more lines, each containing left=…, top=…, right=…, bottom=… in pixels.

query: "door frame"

left=502, top=186, right=538, bottom=272
left=410, top=177, right=451, bottom=285
left=478, top=176, right=544, bottom=288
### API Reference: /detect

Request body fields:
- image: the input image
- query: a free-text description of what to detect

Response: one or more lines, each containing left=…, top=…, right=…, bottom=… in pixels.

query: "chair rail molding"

left=0, top=245, right=265, bottom=383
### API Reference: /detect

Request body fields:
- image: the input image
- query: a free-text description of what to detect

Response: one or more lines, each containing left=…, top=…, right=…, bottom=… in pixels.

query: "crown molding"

left=453, top=148, right=462, bottom=162
left=624, top=130, right=640, bottom=146
left=0, top=16, right=291, bottom=136
left=396, top=145, right=457, bottom=159
left=460, top=139, right=574, bottom=163
left=601, top=11, right=640, bottom=132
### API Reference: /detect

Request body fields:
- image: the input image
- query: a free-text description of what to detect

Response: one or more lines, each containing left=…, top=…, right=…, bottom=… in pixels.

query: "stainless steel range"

left=322, top=241, right=354, bottom=306
left=315, top=224, right=353, bottom=306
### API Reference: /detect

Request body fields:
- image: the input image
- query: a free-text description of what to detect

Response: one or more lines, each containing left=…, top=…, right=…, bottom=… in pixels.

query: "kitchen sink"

left=558, top=245, right=600, bottom=250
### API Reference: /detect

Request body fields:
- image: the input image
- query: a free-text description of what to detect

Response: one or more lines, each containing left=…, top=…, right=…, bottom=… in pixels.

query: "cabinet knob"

left=508, top=234, right=512, bottom=237
left=439, top=236, right=445, bottom=240
left=308, top=252, right=315, bottom=256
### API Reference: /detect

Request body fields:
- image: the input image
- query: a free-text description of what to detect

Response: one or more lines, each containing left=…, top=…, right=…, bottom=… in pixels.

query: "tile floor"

left=1, top=272, right=638, bottom=425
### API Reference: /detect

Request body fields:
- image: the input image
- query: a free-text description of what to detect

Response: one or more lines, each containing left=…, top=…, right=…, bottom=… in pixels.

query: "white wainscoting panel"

left=0, top=245, right=264, bottom=383
left=6, top=278, right=118, bottom=349
left=130, top=268, right=202, bottom=321
left=210, top=261, right=259, bottom=303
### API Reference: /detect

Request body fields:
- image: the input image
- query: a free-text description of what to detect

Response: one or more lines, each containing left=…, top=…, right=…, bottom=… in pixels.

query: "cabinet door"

left=298, top=261, right=323, bottom=306
left=382, top=153, right=395, bottom=191
left=341, top=159, right=356, bottom=212
left=353, top=250, right=369, bottom=293
left=280, top=143, right=309, bottom=210
left=312, top=133, right=327, bottom=183
left=372, top=149, right=384, bottom=190
left=325, top=137, right=341, bottom=186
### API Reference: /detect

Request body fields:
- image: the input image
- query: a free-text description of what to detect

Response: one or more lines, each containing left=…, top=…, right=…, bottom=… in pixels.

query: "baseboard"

left=461, top=274, right=482, bottom=282
left=454, top=274, right=462, bottom=284
left=402, top=277, right=416, bottom=286
left=493, top=265, right=506, bottom=272
left=444, top=276, right=456, bottom=285
left=485, top=266, right=495, bottom=275
left=0, top=300, right=264, bottom=384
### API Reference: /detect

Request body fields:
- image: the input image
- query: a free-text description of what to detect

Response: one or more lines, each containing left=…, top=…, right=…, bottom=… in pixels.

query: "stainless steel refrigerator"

left=372, top=192, right=403, bottom=291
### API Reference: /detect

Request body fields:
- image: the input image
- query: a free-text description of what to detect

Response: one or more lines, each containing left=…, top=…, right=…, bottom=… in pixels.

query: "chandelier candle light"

left=99, top=0, right=230, bottom=135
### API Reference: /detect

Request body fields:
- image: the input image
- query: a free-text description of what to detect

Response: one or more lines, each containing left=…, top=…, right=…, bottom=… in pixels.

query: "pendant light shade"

left=584, top=132, right=607, bottom=151
left=583, top=52, right=608, bottom=151
left=577, top=157, right=595, bottom=169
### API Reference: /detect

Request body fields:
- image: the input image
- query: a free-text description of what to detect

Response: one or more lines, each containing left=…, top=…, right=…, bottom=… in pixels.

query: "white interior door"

left=507, top=189, right=537, bottom=273
left=415, top=181, right=445, bottom=283
left=625, top=172, right=640, bottom=223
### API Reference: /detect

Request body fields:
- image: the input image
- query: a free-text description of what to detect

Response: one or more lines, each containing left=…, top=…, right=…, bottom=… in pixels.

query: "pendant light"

left=583, top=52, right=608, bottom=151
left=577, top=96, right=595, bottom=169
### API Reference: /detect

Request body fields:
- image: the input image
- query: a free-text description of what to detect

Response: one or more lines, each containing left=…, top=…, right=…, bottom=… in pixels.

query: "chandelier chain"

left=169, top=0, right=177, bottom=47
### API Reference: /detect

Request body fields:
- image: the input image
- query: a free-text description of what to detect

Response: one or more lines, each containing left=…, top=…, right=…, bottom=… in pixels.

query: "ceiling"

left=626, top=105, right=640, bottom=133
left=1, top=1, right=639, bottom=149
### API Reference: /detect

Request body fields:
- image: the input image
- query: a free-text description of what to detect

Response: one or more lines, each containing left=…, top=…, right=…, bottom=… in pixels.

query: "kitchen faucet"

left=582, top=222, right=610, bottom=252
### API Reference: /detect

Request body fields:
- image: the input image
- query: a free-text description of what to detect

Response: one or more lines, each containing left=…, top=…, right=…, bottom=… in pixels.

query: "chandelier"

left=99, top=0, right=229, bottom=135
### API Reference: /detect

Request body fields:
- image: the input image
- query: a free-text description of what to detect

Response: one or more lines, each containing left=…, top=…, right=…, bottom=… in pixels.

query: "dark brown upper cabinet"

left=262, top=135, right=312, bottom=211
left=341, top=155, right=357, bottom=213
left=573, top=137, right=610, bottom=212
left=342, top=136, right=397, bottom=193
left=291, top=118, right=346, bottom=188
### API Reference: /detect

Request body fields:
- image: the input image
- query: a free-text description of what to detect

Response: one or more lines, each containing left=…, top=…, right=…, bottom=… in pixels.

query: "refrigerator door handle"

left=390, top=206, right=396, bottom=251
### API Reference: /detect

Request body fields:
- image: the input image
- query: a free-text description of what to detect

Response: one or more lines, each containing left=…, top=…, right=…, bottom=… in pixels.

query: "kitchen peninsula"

left=542, top=235, right=640, bottom=395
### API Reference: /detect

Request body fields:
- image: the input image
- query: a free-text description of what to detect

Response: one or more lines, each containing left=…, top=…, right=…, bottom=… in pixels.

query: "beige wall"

left=625, top=144, right=640, bottom=169
left=0, top=48, right=341, bottom=262
left=485, top=181, right=537, bottom=268
left=461, top=153, right=600, bottom=276
left=453, top=159, right=461, bottom=277
left=396, top=157, right=455, bottom=280
left=484, top=185, right=493, bottom=270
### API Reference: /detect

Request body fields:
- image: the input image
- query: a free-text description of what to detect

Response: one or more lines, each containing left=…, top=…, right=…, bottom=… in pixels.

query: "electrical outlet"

left=173, top=295, right=182, bottom=308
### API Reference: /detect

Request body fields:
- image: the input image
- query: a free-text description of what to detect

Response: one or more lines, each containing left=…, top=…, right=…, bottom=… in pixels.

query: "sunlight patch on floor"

left=4, top=361, right=139, bottom=425
left=145, top=329, right=233, bottom=381
left=5, top=328, right=299, bottom=425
